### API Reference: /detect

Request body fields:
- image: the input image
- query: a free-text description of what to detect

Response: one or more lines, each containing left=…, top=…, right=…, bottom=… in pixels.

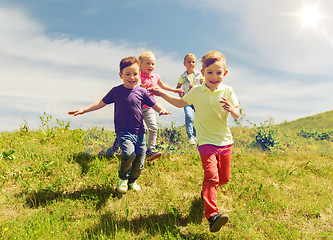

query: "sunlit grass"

left=0, top=111, right=332, bottom=239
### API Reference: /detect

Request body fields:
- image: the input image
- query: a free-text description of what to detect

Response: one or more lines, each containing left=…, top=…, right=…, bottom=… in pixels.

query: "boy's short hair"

left=139, top=51, right=155, bottom=63
left=201, top=50, right=226, bottom=71
left=119, top=57, right=139, bottom=73
left=184, top=53, right=197, bottom=63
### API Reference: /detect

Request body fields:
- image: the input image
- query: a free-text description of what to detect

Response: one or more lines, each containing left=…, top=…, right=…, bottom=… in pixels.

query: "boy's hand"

left=148, top=87, right=162, bottom=96
left=175, top=88, right=185, bottom=94
left=220, top=97, right=235, bottom=113
left=68, top=109, right=84, bottom=116
left=158, top=109, right=171, bottom=116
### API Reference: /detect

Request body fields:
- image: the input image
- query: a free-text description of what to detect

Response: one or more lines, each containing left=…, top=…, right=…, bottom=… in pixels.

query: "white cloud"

left=225, top=64, right=333, bottom=124
left=1, top=1, right=332, bottom=133
left=0, top=5, right=183, bottom=131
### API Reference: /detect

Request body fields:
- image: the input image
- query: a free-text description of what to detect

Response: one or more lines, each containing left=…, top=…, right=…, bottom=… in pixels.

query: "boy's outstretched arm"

left=149, top=87, right=188, bottom=108
left=68, top=100, right=107, bottom=116
left=152, top=103, right=171, bottom=116
left=158, top=79, right=185, bottom=95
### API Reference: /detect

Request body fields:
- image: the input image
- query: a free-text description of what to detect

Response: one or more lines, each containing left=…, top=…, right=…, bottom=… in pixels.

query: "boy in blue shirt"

left=68, top=56, right=170, bottom=193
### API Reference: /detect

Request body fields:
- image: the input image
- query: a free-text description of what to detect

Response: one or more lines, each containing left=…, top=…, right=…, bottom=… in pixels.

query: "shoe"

left=209, top=213, right=228, bottom=232
left=116, top=179, right=128, bottom=193
left=128, top=182, right=141, bottom=191
left=189, top=138, right=197, bottom=145
left=146, top=149, right=162, bottom=161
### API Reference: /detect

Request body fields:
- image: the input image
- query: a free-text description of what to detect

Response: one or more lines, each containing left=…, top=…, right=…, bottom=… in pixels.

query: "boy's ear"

left=201, top=69, right=204, bottom=76
left=119, top=72, right=123, bottom=79
left=224, top=70, right=228, bottom=77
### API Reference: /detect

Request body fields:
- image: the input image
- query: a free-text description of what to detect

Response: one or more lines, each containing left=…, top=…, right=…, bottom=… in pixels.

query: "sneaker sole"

left=146, top=152, right=162, bottom=161
left=129, top=187, right=141, bottom=191
left=116, top=187, right=128, bottom=194
left=210, top=214, right=228, bottom=232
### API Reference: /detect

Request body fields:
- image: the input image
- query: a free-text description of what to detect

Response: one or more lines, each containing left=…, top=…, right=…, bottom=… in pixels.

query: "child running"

left=139, top=51, right=184, bottom=161
left=68, top=56, right=170, bottom=193
left=176, top=53, right=204, bottom=144
left=149, top=50, right=240, bottom=232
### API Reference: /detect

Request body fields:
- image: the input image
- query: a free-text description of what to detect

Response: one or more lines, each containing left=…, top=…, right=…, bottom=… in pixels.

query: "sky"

left=1, top=0, right=332, bottom=132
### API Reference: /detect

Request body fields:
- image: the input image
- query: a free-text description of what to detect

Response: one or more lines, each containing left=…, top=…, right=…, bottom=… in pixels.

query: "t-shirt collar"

left=181, top=69, right=200, bottom=78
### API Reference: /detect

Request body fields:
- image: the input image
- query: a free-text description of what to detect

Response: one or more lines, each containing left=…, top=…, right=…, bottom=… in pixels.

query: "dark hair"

left=119, top=57, right=139, bottom=73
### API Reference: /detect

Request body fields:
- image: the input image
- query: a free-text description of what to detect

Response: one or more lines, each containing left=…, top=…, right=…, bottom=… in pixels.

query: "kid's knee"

left=219, top=177, right=230, bottom=185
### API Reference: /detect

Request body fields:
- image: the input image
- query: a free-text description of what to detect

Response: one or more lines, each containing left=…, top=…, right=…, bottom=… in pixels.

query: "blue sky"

left=1, top=0, right=332, bottom=131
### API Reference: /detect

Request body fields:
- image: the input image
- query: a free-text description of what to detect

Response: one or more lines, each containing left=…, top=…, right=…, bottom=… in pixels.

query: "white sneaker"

left=189, top=138, right=197, bottom=145
left=117, top=179, right=128, bottom=193
left=128, top=182, right=141, bottom=191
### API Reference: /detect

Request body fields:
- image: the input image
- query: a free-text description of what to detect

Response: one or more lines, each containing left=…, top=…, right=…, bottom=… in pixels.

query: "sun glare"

left=298, top=4, right=322, bottom=27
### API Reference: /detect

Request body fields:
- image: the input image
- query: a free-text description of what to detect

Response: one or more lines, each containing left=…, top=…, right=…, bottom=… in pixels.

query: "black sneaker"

left=146, top=149, right=162, bottom=161
left=209, top=213, right=228, bottom=232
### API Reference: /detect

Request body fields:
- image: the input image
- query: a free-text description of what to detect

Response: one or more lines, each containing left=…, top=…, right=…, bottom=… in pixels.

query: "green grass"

left=0, top=112, right=332, bottom=239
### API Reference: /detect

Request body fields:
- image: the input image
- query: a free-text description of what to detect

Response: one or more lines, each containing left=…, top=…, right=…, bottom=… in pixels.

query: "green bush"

left=297, top=129, right=333, bottom=141
left=255, top=121, right=280, bottom=150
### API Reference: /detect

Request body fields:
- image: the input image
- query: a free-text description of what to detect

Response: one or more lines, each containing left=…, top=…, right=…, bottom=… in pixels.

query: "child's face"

left=184, top=56, right=197, bottom=72
left=119, top=63, right=141, bottom=89
left=202, top=60, right=226, bottom=92
left=140, top=57, right=155, bottom=75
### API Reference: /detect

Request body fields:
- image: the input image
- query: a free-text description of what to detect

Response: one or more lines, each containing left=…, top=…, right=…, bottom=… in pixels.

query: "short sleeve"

left=102, top=88, right=115, bottom=104
left=178, top=76, right=184, bottom=84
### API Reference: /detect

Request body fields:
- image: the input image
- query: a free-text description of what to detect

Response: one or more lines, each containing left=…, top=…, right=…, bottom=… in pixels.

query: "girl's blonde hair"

left=201, top=50, right=226, bottom=71
left=139, top=51, right=155, bottom=63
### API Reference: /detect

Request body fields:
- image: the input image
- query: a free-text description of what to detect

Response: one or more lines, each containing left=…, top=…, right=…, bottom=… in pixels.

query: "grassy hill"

left=279, top=110, right=333, bottom=130
left=0, top=113, right=332, bottom=239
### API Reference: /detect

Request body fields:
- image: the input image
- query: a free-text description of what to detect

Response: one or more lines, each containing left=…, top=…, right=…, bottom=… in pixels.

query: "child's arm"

left=149, top=87, right=188, bottom=108
left=158, top=79, right=184, bottom=95
left=68, top=100, right=107, bottom=116
left=220, top=97, right=240, bottom=119
left=152, top=103, right=171, bottom=116
left=176, top=83, right=185, bottom=97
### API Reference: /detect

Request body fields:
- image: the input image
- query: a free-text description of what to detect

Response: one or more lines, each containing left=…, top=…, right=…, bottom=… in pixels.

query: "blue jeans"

left=117, top=132, right=146, bottom=183
left=184, top=105, right=196, bottom=140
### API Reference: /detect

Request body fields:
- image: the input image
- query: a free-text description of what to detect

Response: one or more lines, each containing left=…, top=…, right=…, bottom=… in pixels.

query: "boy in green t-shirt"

left=149, top=50, right=240, bottom=232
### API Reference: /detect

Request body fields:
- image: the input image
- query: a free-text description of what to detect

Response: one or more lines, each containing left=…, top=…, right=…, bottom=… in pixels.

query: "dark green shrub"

left=255, top=121, right=280, bottom=150
left=297, top=129, right=333, bottom=141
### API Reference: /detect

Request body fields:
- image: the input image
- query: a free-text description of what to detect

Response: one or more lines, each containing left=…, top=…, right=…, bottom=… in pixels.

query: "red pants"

left=198, top=144, right=232, bottom=220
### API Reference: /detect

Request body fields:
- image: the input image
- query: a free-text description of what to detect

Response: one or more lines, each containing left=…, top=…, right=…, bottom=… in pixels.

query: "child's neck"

left=142, top=70, right=152, bottom=76
left=187, top=69, right=194, bottom=75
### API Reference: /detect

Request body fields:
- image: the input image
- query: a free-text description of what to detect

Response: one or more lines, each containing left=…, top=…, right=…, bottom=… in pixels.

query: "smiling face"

left=119, top=63, right=140, bottom=89
left=184, top=55, right=197, bottom=74
left=140, top=56, right=155, bottom=75
left=202, top=60, right=225, bottom=92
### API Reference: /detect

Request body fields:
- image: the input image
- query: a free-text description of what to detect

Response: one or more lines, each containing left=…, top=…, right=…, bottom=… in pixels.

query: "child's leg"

left=217, top=145, right=232, bottom=185
left=184, top=105, right=195, bottom=140
left=198, top=144, right=220, bottom=221
left=128, top=133, right=146, bottom=183
left=142, top=108, right=158, bottom=151
left=117, top=132, right=136, bottom=180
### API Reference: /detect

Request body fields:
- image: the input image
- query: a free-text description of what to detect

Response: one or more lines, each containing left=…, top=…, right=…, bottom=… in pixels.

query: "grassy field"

left=0, top=112, right=332, bottom=239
